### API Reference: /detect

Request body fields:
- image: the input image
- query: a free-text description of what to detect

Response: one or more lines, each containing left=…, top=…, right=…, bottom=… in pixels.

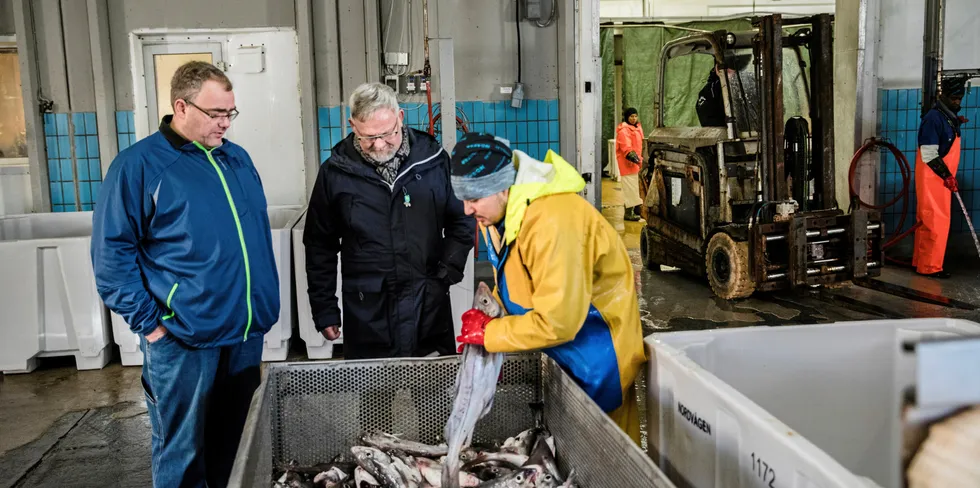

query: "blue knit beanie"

left=450, top=132, right=517, bottom=201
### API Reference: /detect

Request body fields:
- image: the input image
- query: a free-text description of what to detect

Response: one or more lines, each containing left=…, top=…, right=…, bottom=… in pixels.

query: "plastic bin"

left=644, top=318, right=980, bottom=488
left=229, top=354, right=675, bottom=488
left=292, top=213, right=344, bottom=359
left=0, top=212, right=112, bottom=373
left=110, top=205, right=304, bottom=365
left=293, top=213, right=473, bottom=359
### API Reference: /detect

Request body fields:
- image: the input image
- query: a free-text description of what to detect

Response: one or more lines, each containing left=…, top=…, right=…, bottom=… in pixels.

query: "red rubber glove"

left=944, top=176, right=959, bottom=192
left=959, top=115, right=969, bottom=125
left=457, top=309, right=493, bottom=352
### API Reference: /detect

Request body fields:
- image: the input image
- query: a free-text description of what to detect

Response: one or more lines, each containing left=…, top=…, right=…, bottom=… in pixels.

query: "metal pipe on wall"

left=921, top=0, right=944, bottom=115
left=613, top=29, right=623, bottom=136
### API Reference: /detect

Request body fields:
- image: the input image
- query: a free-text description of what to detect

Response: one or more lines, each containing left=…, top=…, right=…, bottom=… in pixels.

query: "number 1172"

left=750, top=452, right=776, bottom=487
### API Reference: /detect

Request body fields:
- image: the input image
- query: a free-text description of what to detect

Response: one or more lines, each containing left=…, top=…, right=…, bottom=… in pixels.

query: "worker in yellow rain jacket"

left=448, top=132, right=647, bottom=442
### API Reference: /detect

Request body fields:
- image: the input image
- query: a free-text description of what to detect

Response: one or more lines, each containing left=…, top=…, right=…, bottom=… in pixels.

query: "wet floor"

left=2, top=197, right=979, bottom=486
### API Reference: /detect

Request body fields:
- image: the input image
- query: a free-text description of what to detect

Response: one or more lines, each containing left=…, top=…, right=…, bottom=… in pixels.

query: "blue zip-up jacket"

left=90, top=116, right=280, bottom=348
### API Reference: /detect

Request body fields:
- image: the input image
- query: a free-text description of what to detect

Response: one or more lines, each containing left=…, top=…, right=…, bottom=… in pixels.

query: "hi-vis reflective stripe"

left=193, top=141, right=253, bottom=341
left=161, top=282, right=179, bottom=321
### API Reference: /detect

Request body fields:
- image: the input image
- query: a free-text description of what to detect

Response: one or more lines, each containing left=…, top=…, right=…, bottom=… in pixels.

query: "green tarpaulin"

left=600, top=19, right=812, bottom=167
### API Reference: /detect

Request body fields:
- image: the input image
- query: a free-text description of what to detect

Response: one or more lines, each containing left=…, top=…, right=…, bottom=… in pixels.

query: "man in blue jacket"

left=90, top=61, right=280, bottom=488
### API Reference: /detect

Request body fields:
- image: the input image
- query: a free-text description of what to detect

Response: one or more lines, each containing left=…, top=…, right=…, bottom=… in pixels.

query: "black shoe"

left=917, top=270, right=952, bottom=279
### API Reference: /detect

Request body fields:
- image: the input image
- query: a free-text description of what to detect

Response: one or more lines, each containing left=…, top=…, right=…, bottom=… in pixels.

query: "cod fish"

left=442, top=282, right=507, bottom=488
left=477, top=466, right=542, bottom=488
left=362, top=431, right=450, bottom=459
left=313, top=467, right=349, bottom=488
left=352, top=447, right=407, bottom=488
left=524, top=433, right=561, bottom=484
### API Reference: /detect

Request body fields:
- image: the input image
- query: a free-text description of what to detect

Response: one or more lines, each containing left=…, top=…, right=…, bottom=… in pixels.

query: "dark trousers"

left=140, top=333, right=262, bottom=488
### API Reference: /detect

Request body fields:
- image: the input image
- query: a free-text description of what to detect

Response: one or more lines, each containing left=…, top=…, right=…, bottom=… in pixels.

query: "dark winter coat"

left=303, top=128, right=475, bottom=359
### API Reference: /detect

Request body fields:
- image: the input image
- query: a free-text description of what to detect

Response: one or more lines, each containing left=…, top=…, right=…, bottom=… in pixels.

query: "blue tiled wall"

left=72, top=113, right=102, bottom=211
left=878, top=88, right=980, bottom=235
left=116, top=111, right=137, bottom=152
left=43, top=112, right=102, bottom=212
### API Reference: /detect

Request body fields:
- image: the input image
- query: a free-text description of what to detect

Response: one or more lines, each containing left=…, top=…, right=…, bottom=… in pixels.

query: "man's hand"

left=321, top=326, right=341, bottom=341
left=944, top=176, right=959, bottom=192
left=626, top=151, right=641, bottom=164
left=456, top=309, right=493, bottom=352
left=145, top=325, right=168, bottom=343
left=959, top=115, right=970, bottom=124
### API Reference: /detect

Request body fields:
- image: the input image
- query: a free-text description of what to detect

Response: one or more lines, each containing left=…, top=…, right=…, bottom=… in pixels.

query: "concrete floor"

left=2, top=196, right=979, bottom=486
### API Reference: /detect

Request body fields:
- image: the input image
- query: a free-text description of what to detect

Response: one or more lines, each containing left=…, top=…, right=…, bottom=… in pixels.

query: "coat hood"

left=502, top=149, right=585, bottom=244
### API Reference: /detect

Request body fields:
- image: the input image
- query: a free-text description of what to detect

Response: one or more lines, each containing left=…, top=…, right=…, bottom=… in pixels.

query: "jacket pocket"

left=160, top=282, right=179, bottom=322
left=419, top=278, right=452, bottom=339
left=341, top=276, right=390, bottom=348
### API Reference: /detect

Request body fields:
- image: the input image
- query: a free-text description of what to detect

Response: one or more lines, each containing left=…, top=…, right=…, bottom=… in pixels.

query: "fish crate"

left=292, top=213, right=344, bottom=359
left=644, top=318, right=980, bottom=488
left=0, top=212, right=112, bottom=374
left=229, top=354, right=675, bottom=488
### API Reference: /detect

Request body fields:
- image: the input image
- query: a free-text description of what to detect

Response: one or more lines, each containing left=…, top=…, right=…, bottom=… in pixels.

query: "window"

left=662, top=53, right=717, bottom=128
left=0, top=42, right=27, bottom=164
left=152, top=52, right=215, bottom=122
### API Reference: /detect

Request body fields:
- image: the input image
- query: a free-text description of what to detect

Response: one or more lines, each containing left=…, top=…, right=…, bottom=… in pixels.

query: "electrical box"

left=231, top=45, right=265, bottom=73
left=524, top=0, right=543, bottom=20
left=402, top=75, right=417, bottom=94
left=384, top=75, right=399, bottom=93
left=385, top=52, right=409, bottom=67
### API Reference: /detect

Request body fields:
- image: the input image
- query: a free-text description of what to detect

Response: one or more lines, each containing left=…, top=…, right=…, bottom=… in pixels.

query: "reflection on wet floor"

left=618, top=216, right=980, bottom=337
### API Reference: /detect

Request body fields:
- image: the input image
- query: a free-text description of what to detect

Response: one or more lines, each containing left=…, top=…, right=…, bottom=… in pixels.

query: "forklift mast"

left=755, top=14, right=835, bottom=210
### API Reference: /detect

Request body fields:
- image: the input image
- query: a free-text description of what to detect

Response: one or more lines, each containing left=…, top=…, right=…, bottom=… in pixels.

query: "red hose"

left=426, top=81, right=435, bottom=136
left=848, top=138, right=919, bottom=265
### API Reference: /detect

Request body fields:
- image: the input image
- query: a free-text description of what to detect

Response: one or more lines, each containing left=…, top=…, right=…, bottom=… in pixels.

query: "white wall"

left=599, top=0, right=834, bottom=19
left=878, top=0, right=980, bottom=89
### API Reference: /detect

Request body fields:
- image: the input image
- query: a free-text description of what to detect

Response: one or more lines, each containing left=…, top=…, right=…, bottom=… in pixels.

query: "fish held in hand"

left=442, top=283, right=507, bottom=488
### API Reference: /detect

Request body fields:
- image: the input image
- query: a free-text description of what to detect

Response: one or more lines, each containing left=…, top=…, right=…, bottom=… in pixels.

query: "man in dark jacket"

left=91, top=61, right=280, bottom=487
left=304, top=82, right=475, bottom=359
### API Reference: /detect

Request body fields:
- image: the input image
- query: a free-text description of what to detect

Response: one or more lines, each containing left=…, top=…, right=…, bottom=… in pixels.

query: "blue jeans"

left=140, top=332, right=262, bottom=488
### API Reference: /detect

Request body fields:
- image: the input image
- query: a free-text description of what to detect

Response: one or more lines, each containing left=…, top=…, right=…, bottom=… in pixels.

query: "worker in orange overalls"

left=914, top=76, right=969, bottom=278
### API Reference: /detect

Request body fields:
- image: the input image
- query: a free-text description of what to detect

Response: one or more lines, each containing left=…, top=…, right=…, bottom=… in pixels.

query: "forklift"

left=639, top=14, right=885, bottom=299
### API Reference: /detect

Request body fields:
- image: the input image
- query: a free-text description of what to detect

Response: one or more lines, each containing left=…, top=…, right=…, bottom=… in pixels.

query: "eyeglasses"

left=352, top=119, right=401, bottom=144
left=186, top=100, right=239, bottom=121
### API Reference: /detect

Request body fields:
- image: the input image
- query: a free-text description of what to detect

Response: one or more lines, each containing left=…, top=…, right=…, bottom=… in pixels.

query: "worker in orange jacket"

left=616, top=108, right=645, bottom=221
left=914, top=76, right=969, bottom=278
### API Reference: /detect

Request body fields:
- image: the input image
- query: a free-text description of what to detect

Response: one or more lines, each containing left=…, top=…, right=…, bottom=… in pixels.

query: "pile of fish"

left=275, top=284, right=579, bottom=487
left=273, top=428, right=578, bottom=487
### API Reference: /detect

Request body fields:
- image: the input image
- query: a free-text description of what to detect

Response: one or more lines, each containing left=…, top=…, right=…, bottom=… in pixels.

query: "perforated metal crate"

left=229, top=354, right=674, bottom=488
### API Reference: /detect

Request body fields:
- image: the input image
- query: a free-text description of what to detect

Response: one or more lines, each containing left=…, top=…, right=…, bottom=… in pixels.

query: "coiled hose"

left=848, top=138, right=920, bottom=265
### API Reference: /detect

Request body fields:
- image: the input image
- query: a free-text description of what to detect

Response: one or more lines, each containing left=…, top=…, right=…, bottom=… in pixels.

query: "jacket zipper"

left=193, top=141, right=253, bottom=341
left=161, top=282, right=179, bottom=321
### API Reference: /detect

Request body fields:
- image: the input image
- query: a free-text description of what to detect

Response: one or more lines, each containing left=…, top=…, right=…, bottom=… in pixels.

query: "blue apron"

left=485, top=229, right=623, bottom=412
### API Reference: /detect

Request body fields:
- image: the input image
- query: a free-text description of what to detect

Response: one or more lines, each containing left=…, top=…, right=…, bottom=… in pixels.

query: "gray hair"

left=349, top=82, right=400, bottom=121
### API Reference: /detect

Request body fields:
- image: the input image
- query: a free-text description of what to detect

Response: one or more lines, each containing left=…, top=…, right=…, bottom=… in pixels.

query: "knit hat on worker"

left=623, top=107, right=638, bottom=123
left=450, top=132, right=517, bottom=201
left=942, top=76, right=968, bottom=99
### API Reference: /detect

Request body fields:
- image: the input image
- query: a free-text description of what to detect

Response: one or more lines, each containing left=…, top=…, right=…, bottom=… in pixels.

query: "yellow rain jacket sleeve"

left=484, top=199, right=593, bottom=351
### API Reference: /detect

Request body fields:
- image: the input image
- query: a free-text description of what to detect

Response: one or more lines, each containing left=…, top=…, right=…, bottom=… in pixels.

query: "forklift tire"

left=640, top=228, right=660, bottom=271
left=705, top=233, right=756, bottom=300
